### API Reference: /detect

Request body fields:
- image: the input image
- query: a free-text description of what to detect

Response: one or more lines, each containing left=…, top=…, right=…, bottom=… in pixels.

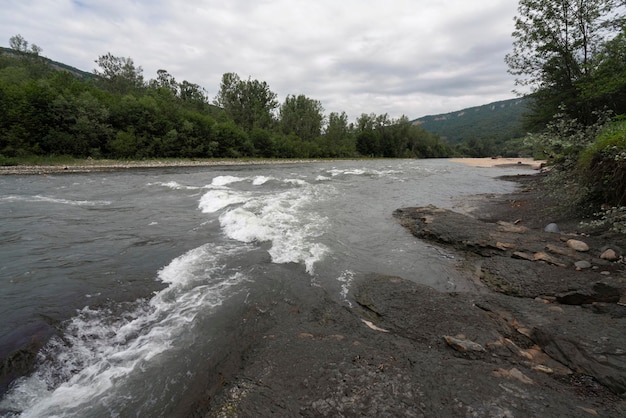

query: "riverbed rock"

left=443, top=335, right=486, bottom=353
left=556, top=282, right=622, bottom=305
left=567, top=239, right=590, bottom=252
left=600, top=248, right=619, bottom=261
left=533, top=252, right=567, bottom=267
left=575, top=260, right=592, bottom=270
left=545, top=243, right=578, bottom=258
left=533, top=324, right=626, bottom=396
left=497, top=221, right=529, bottom=233
left=591, top=302, right=626, bottom=318
left=544, top=223, right=561, bottom=233
left=601, top=245, right=623, bottom=257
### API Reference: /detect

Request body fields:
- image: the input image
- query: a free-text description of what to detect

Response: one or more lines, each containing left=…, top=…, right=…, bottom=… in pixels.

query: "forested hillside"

left=412, top=98, right=531, bottom=157
left=0, top=46, right=94, bottom=79
left=0, top=37, right=452, bottom=163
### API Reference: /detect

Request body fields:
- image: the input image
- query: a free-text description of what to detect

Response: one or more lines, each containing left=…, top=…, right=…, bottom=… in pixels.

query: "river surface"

left=0, top=159, right=534, bottom=417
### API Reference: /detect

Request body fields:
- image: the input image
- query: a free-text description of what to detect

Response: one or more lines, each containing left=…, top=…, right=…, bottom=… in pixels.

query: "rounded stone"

left=544, top=223, right=560, bottom=233
left=600, top=245, right=622, bottom=258
left=567, top=239, right=590, bottom=252
left=575, top=260, right=592, bottom=269
left=600, top=249, right=619, bottom=261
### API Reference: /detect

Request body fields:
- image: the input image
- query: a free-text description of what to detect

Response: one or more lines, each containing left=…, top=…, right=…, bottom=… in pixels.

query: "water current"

left=0, top=159, right=535, bottom=417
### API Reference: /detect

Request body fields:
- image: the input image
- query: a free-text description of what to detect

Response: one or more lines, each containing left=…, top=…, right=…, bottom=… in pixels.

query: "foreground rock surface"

left=392, top=205, right=626, bottom=396
left=194, top=176, right=626, bottom=417
left=198, top=273, right=625, bottom=417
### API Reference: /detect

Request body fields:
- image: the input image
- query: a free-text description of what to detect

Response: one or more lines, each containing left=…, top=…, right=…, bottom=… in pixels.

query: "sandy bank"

left=450, top=157, right=545, bottom=169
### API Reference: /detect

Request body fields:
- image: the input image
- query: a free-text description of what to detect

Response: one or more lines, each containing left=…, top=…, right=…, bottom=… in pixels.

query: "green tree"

left=379, top=114, right=408, bottom=158
left=177, top=112, right=217, bottom=157
left=214, top=72, right=278, bottom=132
left=42, top=91, right=112, bottom=156
left=110, top=128, right=142, bottom=158
left=279, top=94, right=324, bottom=142
left=274, top=133, right=313, bottom=158
left=179, top=80, right=208, bottom=105
left=8, top=34, right=42, bottom=56
left=250, top=128, right=275, bottom=158
left=94, top=53, right=144, bottom=94
left=324, top=112, right=351, bottom=142
left=355, top=113, right=381, bottom=156
left=505, top=0, right=624, bottom=128
left=582, top=28, right=626, bottom=114
left=9, top=34, right=27, bottom=52
left=213, top=120, right=250, bottom=157
left=149, top=69, right=178, bottom=95
left=319, top=111, right=355, bottom=157
left=407, top=124, right=451, bottom=158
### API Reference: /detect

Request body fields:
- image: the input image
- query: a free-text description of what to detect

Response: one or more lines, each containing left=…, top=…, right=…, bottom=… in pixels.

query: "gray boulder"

left=544, top=223, right=560, bottom=233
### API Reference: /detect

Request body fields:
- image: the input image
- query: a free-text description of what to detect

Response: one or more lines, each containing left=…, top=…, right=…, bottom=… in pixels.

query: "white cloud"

left=1, top=0, right=520, bottom=120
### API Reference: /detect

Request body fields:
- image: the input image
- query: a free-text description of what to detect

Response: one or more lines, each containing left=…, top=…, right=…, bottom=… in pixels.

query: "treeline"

left=0, top=38, right=451, bottom=161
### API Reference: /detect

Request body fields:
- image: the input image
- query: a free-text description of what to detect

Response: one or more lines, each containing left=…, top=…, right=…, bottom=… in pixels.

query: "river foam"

left=0, top=195, right=112, bottom=207
left=198, top=176, right=330, bottom=274
left=0, top=243, right=248, bottom=417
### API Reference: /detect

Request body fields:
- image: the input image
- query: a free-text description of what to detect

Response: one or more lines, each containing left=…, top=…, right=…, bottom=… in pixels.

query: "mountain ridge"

left=411, top=97, right=530, bottom=145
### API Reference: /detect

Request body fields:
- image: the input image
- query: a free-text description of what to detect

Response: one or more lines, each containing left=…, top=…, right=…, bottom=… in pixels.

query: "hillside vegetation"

left=412, top=98, right=531, bottom=157
left=0, top=37, right=452, bottom=164
left=504, top=0, right=626, bottom=229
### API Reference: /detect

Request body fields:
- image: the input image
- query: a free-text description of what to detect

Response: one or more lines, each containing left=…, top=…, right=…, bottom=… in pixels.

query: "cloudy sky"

left=2, top=0, right=522, bottom=121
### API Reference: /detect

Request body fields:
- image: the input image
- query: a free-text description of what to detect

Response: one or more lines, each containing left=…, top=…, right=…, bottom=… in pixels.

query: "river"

left=0, top=159, right=534, bottom=417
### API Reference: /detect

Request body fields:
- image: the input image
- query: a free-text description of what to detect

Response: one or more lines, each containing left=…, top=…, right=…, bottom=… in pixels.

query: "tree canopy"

left=9, top=34, right=41, bottom=55
left=0, top=36, right=453, bottom=162
left=279, top=94, right=324, bottom=142
left=506, top=1, right=626, bottom=221
left=94, top=53, right=144, bottom=94
left=213, top=72, right=278, bottom=132
left=506, top=0, right=626, bottom=128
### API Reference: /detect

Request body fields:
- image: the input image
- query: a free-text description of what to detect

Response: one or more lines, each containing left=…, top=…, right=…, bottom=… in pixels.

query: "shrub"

left=578, top=119, right=626, bottom=206
left=581, top=206, right=626, bottom=234
left=525, top=110, right=608, bottom=217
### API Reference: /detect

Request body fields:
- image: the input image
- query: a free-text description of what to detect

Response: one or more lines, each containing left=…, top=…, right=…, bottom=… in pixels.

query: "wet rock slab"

left=393, top=207, right=626, bottom=395
left=202, top=274, right=624, bottom=417
left=197, top=205, right=626, bottom=416
left=393, top=206, right=625, bottom=301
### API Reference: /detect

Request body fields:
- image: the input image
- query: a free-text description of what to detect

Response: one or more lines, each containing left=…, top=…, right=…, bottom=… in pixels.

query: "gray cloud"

left=1, top=0, right=520, bottom=120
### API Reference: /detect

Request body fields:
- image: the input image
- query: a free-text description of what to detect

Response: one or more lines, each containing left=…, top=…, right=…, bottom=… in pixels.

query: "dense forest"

left=0, top=38, right=452, bottom=163
left=413, top=98, right=531, bottom=157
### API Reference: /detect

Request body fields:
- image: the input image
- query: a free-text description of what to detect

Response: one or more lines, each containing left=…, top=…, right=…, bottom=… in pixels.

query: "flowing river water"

left=0, top=159, right=535, bottom=417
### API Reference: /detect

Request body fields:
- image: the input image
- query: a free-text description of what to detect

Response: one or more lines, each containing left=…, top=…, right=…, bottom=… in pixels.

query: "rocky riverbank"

left=0, top=158, right=324, bottom=175
left=186, top=172, right=625, bottom=417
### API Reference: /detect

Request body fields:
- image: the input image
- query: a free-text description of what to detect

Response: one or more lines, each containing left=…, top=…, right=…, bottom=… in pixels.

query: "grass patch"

left=578, top=119, right=626, bottom=206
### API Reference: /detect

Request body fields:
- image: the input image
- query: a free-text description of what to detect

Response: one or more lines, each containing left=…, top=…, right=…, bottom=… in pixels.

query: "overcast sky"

left=2, top=0, right=521, bottom=121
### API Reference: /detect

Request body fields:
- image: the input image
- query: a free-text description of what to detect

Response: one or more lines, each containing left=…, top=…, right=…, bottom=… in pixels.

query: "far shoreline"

left=449, top=157, right=545, bottom=169
left=0, top=158, right=328, bottom=175
left=0, top=157, right=545, bottom=175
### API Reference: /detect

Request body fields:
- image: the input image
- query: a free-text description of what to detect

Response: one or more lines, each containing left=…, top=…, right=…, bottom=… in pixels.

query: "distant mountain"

left=0, top=46, right=94, bottom=79
left=412, top=97, right=530, bottom=145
